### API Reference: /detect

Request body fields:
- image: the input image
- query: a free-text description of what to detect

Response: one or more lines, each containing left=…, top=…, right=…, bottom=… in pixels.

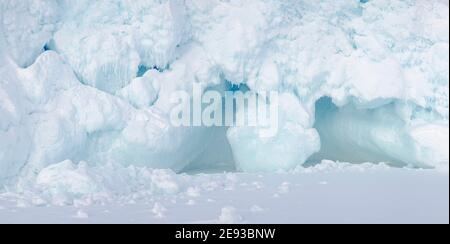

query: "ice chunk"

left=152, top=202, right=167, bottom=218
left=117, top=74, right=159, bottom=109
left=217, top=206, right=242, bottom=224
left=74, top=209, right=89, bottom=219
left=227, top=93, right=320, bottom=172
left=411, top=124, right=449, bottom=169
left=36, top=160, right=100, bottom=197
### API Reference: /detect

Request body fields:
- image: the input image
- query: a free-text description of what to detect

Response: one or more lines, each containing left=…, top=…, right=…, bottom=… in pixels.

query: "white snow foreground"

left=0, top=161, right=448, bottom=224
left=0, top=0, right=449, bottom=215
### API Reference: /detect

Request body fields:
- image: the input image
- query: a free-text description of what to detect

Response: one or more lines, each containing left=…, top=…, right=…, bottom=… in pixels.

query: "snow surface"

left=0, top=0, right=449, bottom=223
left=0, top=161, right=448, bottom=224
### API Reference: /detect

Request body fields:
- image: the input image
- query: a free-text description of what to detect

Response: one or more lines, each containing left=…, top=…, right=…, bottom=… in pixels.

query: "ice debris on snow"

left=152, top=202, right=167, bottom=219
left=6, top=161, right=183, bottom=206
left=186, top=187, right=201, bottom=198
left=278, top=182, right=291, bottom=194
left=295, top=160, right=393, bottom=174
left=74, top=209, right=89, bottom=219
left=217, top=207, right=243, bottom=224
left=250, top=205, right=264, bottom=213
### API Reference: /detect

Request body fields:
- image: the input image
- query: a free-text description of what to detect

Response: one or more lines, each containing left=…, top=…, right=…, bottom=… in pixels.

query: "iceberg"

left=0, top=0, right=448, bottom=185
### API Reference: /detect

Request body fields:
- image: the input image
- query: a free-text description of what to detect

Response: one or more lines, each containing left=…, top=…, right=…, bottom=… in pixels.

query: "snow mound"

left=12, top=160, right=182, bottom=206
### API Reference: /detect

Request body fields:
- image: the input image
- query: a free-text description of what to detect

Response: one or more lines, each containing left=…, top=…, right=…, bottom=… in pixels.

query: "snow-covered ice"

left=0, top=0, right=449, bottom=223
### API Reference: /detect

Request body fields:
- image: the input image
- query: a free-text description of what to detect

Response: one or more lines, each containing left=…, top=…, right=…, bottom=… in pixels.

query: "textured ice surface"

left=49, top=0, right=188, bottom=94
left=1, top=0, right=60, bottom=67
left=0, top=0, right=449, bottom=186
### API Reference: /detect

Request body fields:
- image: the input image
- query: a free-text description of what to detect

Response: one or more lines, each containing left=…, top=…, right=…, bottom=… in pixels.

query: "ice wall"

left=0, top=0, right=449, bottom=182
